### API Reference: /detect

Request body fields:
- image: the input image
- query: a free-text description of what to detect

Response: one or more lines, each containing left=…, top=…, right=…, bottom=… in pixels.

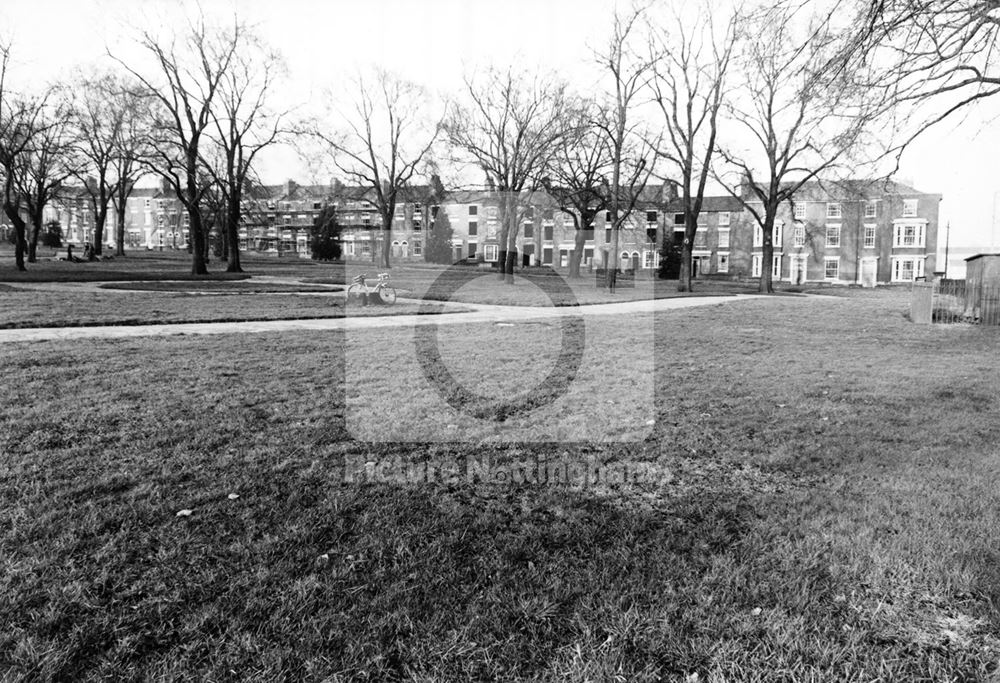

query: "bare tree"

left=107, top=82, right=151, bottom=257
left=312, top=68, right=441, bottom=270
left=203, top=31, right=287, bottom=273
left=648, top=1, right=738, bottom=291
left=543, top=100, right=613, bottom=279
left=0, top=43, right=55, bottom=271
left=596, top=7, right=657, bottom=293
left=716, top=1, right=879, bottom=293
left=18, top=98, right=74, bottom=262
left=445, top=67, right=569, bottom=284
left=69, top=72, right=139, bottom=258
left=847, top=0, right=1000, bottom=158
left=112, top=15, right=242, bottom=275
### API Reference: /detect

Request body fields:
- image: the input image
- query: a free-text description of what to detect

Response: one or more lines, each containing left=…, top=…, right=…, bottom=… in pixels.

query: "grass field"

left=3, top=286, right=1000, bottom=680
left=0, top=286, right=452, bottom=329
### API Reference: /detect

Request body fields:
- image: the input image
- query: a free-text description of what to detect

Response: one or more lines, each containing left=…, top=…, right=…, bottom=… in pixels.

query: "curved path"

left=0, top=292, right=772, bottom=343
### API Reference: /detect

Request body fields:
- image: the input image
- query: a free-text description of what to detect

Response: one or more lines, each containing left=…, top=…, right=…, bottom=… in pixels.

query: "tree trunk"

left=381, top=217, right=392, bottom=269
left=568, top=219, right=592, bottom=279
left=7, top=210, right=28, bottom=271
left=678, top=212, right=698, bottom=292
left=188, top=209, right=208, bottom=275
left=226, top=216, right=241, bottom=272
left=203, top=224, right=212, bottom=264
left=27, top=214, right=43, bottom=263
left=678, top=243, right=692, bottom=292
left=93, top=214, right=106, bottom=257
left=760, top=211, right=775, bottom=294
left=497, top=221, right=509, bottom=282
left=606, top=218, right=619, bottom=293
left=115, top=207, right=126, bottom=257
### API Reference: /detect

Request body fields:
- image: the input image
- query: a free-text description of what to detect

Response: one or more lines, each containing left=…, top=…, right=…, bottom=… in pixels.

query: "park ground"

left=2, top=251, right=1000, bottom=680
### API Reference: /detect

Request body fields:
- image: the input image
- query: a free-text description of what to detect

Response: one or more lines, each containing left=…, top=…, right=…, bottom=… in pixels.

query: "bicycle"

left=347, top=272, right=397, bottom=305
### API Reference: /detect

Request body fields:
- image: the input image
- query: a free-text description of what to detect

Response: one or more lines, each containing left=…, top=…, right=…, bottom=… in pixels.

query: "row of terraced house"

left=40, top=177, right=939, bottom=285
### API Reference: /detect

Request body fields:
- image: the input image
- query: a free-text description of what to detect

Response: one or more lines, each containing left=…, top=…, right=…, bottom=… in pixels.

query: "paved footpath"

left=0, top=293, right=786, bottom=343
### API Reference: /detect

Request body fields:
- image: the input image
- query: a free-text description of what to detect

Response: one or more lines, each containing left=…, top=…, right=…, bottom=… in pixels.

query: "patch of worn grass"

left=2, top=289, right=1000, bottom=679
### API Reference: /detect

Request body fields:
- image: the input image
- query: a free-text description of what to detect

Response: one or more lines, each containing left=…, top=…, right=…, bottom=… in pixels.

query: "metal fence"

left=931, top=279, right=1000, bottom=325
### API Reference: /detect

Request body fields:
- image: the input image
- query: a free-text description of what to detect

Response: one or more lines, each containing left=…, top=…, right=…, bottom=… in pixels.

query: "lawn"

left=341, top=263, right=763, bottom=307
left=2, top=288, right=1000, bottom=680
left=0, top=286, right=449, bottom=329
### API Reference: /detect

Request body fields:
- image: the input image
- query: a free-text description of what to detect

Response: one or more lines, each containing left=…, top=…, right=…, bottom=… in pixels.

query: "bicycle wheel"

left=378, top=286, right=396, bottom=305
left=347, top=283, right=364, bottom=304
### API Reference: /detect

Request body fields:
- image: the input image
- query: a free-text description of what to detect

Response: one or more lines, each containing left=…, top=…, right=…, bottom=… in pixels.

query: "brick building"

left=662, top=180, right=940, bottom=285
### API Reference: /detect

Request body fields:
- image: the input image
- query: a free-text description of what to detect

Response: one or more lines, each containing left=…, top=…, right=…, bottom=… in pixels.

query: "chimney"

left=284, top=179, right=297, bottom=197
left=661, top=180, right=678, bottom=203
left=161, top=176, right=172, bottom=195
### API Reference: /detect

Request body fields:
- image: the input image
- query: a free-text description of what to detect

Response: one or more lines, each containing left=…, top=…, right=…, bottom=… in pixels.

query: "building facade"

left=661, top=180, right=941, bottom=285
left=38, top=176, right=939, bottom=284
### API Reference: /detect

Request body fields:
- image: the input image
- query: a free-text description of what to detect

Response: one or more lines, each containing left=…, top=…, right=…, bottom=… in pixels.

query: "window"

left=892, top=257, right=924, bottom=281
left=824, top=257, right=840, bottom=279
left=752, top=254, right=762, bottom=277
left=902, top=199, right=918, bottom=217
left=827, top=203, right=842, bottom=219
left=542, top=209, right=554, bottom=221
left=468, top=221, right=478, bottom=236
left=694, top=228, right=707, bottom=248
left=524, top=207, right=534, bottom=219
left=674, top=213, right=685, bottom=225
left=826, top=224, right=841, bottom=247
left=793, top=203, right=806, bottom=220
left=605, top=228, right=612, bottom=243
left=753, top=223, right=781, bottom=247
left=793, top=222, right=805, bottom=247
left=542, top=247, right=553, bottom=265
left=360, top=241, right=371, bottom=256
left=468, top=242, right=477, bottom=258
left=544, top=225, right=553, bottom=241
left=864, top=224, right=876, bottom=248
left=643, top=250, right=657, bottom=269
left=484, top=244, right=499, bottom=262
left=646, top=210, right=658, bottom=223
left=485, top=206, right=497, bottom=219
left=718, top=211, right=730, bottom=227
left=718, top=253, right=729, bottom=273
left=893, top=223, right=925, bottom=247
left=604, top=211, right=612, bottom=223
left=313, top=202, right=322, bottom=210
left=718, top=229, right=730, bottom=249
left=523, top=223, right=534, bottom=239
left=864, top=201, right=877, bottom=218
left=584, top=247, right=594, bottom=264
left=772, top=255, right=782, bottom=279
left=468, top=205, right=478, bottom=216
left=413, top=238, right=422, bottom=256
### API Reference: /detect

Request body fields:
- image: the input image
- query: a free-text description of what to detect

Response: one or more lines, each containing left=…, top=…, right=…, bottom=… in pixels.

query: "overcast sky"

left=2, top=0, right=997, bottom=248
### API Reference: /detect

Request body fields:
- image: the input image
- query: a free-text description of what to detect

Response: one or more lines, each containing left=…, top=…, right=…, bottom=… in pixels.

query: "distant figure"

left=66, top=244, right=74, bottom=261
